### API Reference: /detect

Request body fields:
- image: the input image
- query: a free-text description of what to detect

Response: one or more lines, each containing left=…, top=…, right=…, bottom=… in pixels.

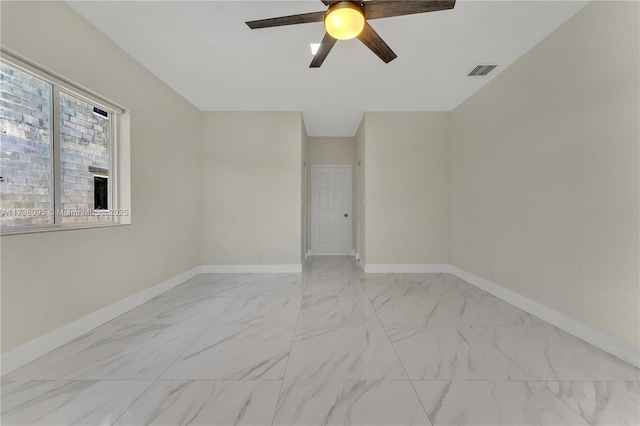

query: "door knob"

left=344, top=214, right=348, bottom=217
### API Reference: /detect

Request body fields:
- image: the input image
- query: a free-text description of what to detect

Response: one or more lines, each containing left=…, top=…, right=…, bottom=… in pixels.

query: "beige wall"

left=200, top=112, right=303, bottom=265
left=306, top=137, right=356, bottom=252
left=363, top=112, right=451, bottom=265
left=451, top=1, right=639, bottom=347
left=307, top=137, right=355, bottom=164
left=355, top=118, right=367, bottom=263
left=0, top=1, right=202, bottom=352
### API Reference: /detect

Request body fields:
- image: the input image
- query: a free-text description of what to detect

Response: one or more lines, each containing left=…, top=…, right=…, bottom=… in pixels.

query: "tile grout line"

left=420, top=277, right=476, bottom=326
left=364, top=273, right=435, bottom=425
left=464, top=318, right=596, bottom=425
left=361, top=270, right=593, bottom=425
left=107, top=380, right=156, bottom=426
left=424, top=273, right=595, bottom=423
left=109, top=272, right=261, bottom=426
left=272, top=256, right=371, bottom=424
left=269, top=262, right=308, bottom=426
left=432, top=274, right=600, bottom=424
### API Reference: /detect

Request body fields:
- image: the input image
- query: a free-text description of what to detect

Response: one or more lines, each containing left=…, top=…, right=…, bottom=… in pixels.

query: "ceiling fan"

left=246, top=1, right=456, bottom=68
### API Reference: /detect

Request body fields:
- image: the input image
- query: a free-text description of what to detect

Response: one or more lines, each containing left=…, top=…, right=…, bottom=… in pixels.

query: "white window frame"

left=0, top=49, right=130, bottom=235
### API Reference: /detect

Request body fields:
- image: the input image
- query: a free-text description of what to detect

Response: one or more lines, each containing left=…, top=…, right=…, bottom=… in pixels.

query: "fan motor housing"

left=326, top=1, right=365, bottom=15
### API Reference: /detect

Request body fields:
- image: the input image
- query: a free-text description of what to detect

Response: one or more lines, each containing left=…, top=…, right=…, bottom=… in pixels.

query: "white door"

left=312, top=165, right=352, bottom=255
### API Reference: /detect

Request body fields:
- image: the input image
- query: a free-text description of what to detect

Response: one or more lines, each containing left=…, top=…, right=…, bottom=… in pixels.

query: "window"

left=0, top=54, right=129, bottom=233
left=93, top=176, right=108, bottom=210
left=0, top=62, right=53, bottom=227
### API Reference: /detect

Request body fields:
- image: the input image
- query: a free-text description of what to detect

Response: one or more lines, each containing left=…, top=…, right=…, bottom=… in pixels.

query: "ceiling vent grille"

left=468, top=65, right=497, bottom=76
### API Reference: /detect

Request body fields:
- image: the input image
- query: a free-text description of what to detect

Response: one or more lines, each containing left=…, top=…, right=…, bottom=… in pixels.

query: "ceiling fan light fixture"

left=324, top=2, right=365, bottom=41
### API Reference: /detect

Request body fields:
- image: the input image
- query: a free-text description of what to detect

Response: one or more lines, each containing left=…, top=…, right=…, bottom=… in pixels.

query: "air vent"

left=468, top=65, right=497, bottom=76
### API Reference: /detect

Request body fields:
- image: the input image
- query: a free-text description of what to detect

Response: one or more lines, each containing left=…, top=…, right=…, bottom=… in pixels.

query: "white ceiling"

left=67, top=0, right=588, bottom=136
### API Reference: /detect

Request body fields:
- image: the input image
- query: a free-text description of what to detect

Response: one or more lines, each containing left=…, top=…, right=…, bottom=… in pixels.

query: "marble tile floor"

left=2, top=256, right=638, bottom=425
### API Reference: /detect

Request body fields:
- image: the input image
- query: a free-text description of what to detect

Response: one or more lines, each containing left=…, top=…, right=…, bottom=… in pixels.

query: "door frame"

left=355, top=161, right=360, bottom=259
left=311, top=165, right=352, bottom=256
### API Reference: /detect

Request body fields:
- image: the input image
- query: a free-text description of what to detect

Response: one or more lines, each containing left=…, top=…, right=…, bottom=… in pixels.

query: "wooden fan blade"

left=310, top=33, right=338, bottom=68
left=246, top=11, right=325, bottom=29
left=363, top=0, right=456, bottom=20
left=357, top=22, right=397, bottom=63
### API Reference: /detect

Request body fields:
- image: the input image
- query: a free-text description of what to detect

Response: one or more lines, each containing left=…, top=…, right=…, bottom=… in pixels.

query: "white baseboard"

left=1, top=265, right=203, bottom=376
left=306, top=251, right=356, bottom=258
left=364, top=264, right=451, bottom=273
left=202, top=264, right=302, bottom=273
left=359, top=262, right=639, bottom=367
left=4, top=261, right=637, bottom=376
left=449, top=266, right=640, bottom=368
